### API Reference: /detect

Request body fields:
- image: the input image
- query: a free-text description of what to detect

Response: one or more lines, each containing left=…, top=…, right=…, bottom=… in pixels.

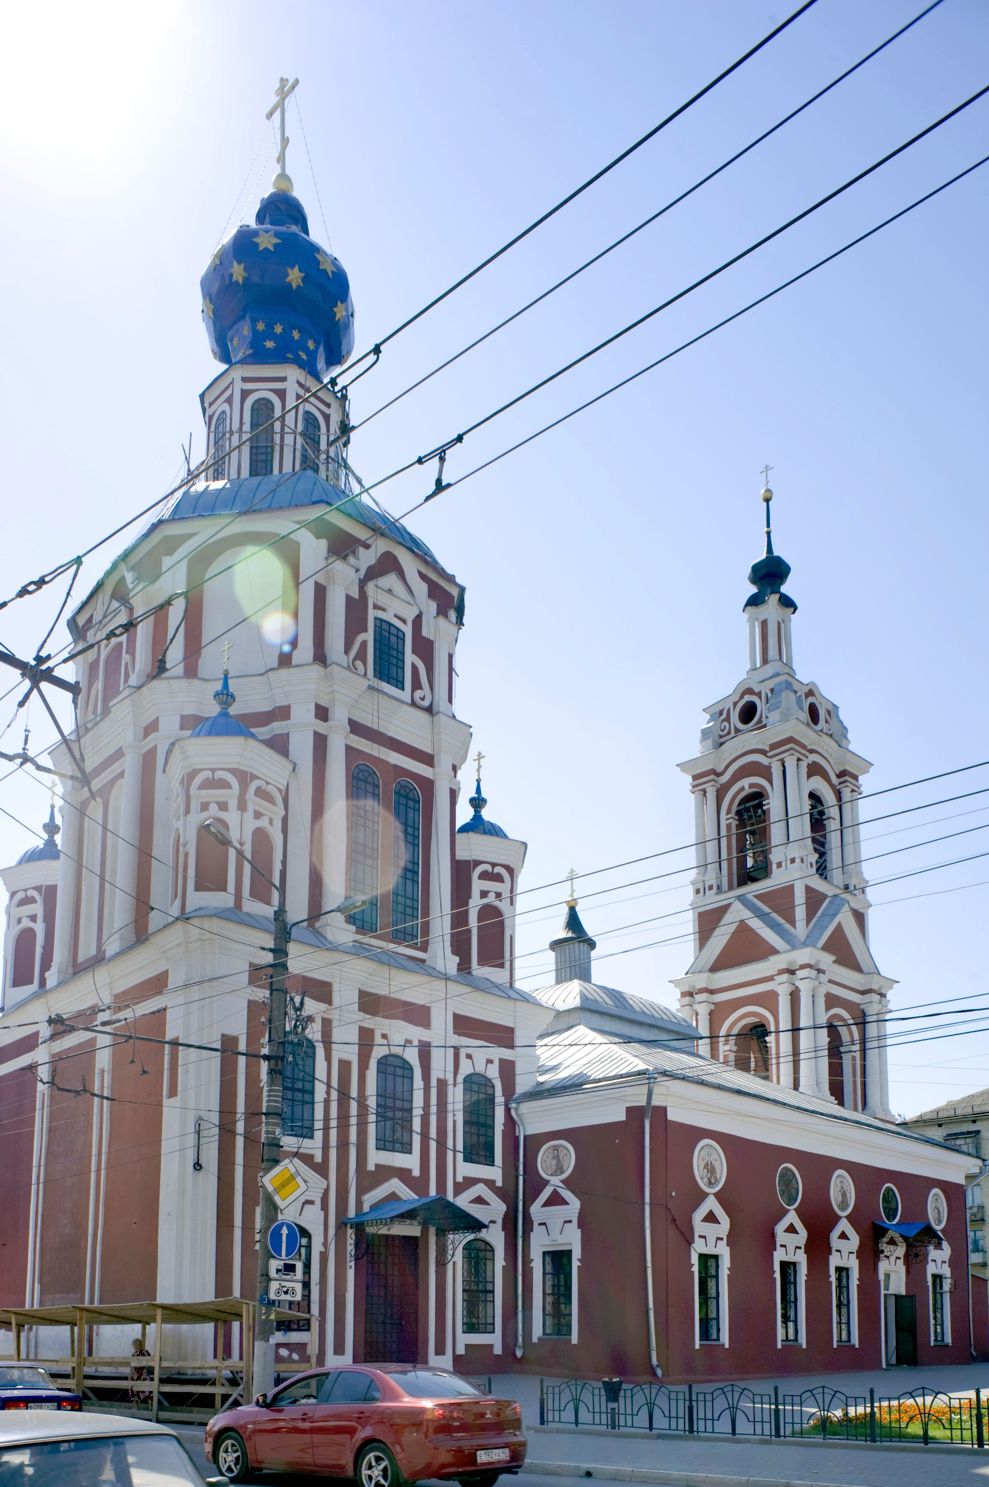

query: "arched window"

left=462, top=1239, right=495, bottom=1334
left=376, top=1054, right=414, bottom=1153
left=733, top=1022, right=771, bottom=1078
left=11, top=925, right=38, bottom=989
left=212, top=409, right=228, bottom=480
left=735, top=791, right=769, bottom=884
left=809, top=792, right=829, bottom=879
left=300, top=410, right=321, bottom=473
left=348, top=764, right=380, bottom=933
left=249, top=397, right=275, bottom=477
left=463, top=1073, right=496, bottom=1165
left=475, top=903, right=505, bottom=968
left=392, top=781, right=421, bottom=943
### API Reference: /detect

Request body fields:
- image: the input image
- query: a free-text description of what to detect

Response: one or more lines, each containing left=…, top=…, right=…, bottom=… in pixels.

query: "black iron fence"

left=540, top=1378, right=989, bottom=1448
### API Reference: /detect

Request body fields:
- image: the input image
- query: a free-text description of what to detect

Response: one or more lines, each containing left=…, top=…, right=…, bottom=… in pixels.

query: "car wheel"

left=357, top=1442, right=403, bottom=1487
left=214, top=1430, right=251, bottom=1483
left=458, top=1475, right=501, bottom=1487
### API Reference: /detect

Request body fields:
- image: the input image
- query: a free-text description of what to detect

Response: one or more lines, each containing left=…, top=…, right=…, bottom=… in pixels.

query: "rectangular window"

left=834, top=1265, right=852, bottom=1344
left=282, top=1034, right=316, bottom=1140
left=542, top=1250, right=573, bottom=1338
left=931, top=1274, right=947, bottom=1344
left=373, top=616, right=406, bottom=690
left=697, top=1254, right=721, bottom=1342
left=462, top=1239, right=495, bottom=1334
left=779, top=1260, right=800, bottom=1343
left=944, top=1130, right=981, bottom=1158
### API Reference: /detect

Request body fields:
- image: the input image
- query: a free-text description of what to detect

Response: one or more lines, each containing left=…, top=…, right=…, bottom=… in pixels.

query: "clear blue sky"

left=1, top=0, right=987, bottom=1116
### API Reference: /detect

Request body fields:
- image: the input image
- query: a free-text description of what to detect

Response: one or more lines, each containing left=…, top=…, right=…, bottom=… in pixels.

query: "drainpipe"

left=643, top=1074, right=663, bottom=1378
left=509, top=1103, right=525, bottom=1360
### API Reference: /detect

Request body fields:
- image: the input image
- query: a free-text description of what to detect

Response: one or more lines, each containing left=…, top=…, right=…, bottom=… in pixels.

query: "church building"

left=0, top=114, right=980, bottom=1386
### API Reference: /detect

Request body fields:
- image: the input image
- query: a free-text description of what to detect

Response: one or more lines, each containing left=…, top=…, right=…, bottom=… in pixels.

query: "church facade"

left=0, top=133, right=979, bottom=1383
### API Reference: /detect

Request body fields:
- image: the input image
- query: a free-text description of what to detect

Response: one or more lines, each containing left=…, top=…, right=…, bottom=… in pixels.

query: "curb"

left=525, top=1466, right=844, bottom=1487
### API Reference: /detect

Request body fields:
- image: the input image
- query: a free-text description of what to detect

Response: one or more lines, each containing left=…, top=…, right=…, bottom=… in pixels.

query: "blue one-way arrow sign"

left=267, top=1220, right=301, bottom=1260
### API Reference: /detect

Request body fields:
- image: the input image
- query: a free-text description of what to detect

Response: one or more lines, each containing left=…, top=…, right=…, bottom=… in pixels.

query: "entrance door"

left=364, top=1234, right=419, bottom=1361
left=884, top=1293, right=918, bottom=1365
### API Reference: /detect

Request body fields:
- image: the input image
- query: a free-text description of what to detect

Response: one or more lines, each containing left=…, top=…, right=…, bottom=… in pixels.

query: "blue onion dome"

left=745, top=485, right=797, bottom=611
left=190, top=671, right=258, bottom=739
left=200, top=185, right=355, bottom=379
left=18, top=801, right=60, bottom=865
left=457, top=776, right=508, bottom=838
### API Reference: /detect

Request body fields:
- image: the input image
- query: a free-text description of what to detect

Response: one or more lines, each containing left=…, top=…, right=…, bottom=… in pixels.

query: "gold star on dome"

left=264, top=339, right=276, bottom=349
left=256, top=319, right=266, bottom=331
left=273, top=322, right=284, bottom=334
left=254, top=229, right=280, bottom=252
left=231, top=260, right=246, bottom=285
left=307, top=337, right=316, bottom=350
left=203, top=296, right=214, bottom=319
left=291, top=328, right=301, bottom=341
left=333, top=301, right=346, bottom=322
left=286, top=264, right=305, bottom=290
left=231, top=333, right=240, bottom=346
left=316, top=250, right=335, bottom=277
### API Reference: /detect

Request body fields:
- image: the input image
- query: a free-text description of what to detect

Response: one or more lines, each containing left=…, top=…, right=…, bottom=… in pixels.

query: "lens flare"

left=260, top=610, right=298, bottom=652
left=231, top=549, right=298, bottom=654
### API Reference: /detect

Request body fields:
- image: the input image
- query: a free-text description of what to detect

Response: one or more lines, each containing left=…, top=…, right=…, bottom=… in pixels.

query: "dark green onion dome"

left=744, top=485, right=797, bottom=612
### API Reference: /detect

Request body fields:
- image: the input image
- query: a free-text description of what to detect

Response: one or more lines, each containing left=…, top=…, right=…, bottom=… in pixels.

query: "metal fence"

left=540, top=1378, right=989, bottom=1448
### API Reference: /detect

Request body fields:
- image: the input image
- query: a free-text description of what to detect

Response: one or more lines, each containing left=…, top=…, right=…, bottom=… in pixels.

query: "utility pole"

left=253, top=898, right=288, bottom=1396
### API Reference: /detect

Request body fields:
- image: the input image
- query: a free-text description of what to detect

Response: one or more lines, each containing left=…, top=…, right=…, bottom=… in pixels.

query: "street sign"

left=266, top=1220, right=301, bottom=1260
left=269, top=1258, right=302, bottom=1281
left=261, top=1160, right=308, bottom=1211
left=268, top=1279, right=303, bottom=1303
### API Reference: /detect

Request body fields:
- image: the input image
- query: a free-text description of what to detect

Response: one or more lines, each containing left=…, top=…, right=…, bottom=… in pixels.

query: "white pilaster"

left=797, top=970, right=819, bottom=1096
left=694, top=792, right=708, bottom=872
left=704, top=785, right=720, bottom=888
left=49, top=787, right=83, bottom=984
left=322, top=710, right=349, bottom=922
left=775, top=975, right=794, bottom=1089
left=783, top=756, right=800, bottom=845
left=105, top=741, right=144, bottom=955
left=694, top=994, right=713, bottom=1059
left=863, top=993, right=883, bottom=1116
left=770, top=758, right=786, bottom=861
left=813, top=976, right=834, bottom=1101
left=427, top=760, right=454, bottom=969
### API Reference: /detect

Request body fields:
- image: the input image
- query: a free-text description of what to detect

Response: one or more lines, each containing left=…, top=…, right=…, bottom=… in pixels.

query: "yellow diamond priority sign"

left=261, top=1159, right=308, bottom=1209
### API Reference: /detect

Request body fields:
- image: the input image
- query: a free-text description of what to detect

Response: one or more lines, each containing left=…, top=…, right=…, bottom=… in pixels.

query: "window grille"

left=834, top=1264, right=852, bottom=1343
left=212, top=409, right=228, bottom=479
left=735, top=792, right=769, bottom=883
left=348, top=764, right=380, bottom=933
left=283, top=1034, right=315, bottom=1139
left=698, top=1254, right=721, bottom=1341
left=392, top=782, right=421, bottom=943
left=462, top=1239, right=495, bottom=1333
left=809, top=792, right=829, bottom=879
left=931, top=1273, right=947, bottom=1343
left=779, top=1259, right=800, bottom=1342
left=301, top=409, right=321, bottom=472
left=376, top=1054, right=413, bottom=1153
left=249, top=397, right=275, bottom=477
left=462, top=1073, right=495, bottom=1165
left=373, top=616, right=406, bottom=690
left=542, top=1249, right=573, bottom=1338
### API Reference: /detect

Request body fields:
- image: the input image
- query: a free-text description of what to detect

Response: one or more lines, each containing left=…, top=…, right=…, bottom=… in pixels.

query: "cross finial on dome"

left=566, top=867, right=578, bottom=907
left=760, top=464, right=775, bottom=556
left=266, top=76, right=299, bottom=193
left=43, top=790, right=59, bottom=845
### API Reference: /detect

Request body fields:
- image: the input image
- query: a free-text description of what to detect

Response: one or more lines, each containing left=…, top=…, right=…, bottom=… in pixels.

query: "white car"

left=0, top=1408, right=226, bottom=1484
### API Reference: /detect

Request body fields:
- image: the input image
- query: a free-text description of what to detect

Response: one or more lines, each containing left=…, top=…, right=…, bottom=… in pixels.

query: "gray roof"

left=184, top=907, right=545, bottom=1003
left=533, top=979, right=694, bottom=1037
left=907, top=1087, right=989, bottom=1123
left=521, top=1022, right=958, bottom=1149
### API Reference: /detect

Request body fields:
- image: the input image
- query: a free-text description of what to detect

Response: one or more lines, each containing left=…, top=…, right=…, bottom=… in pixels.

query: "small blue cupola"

left=190, top=671, right=258, bottom=739
left=457, top=768, right=508, bottom=838
left=744, top=483, right=798, bottom=674
left=744, top=484, right=797, bottom=613
left=549, top=887, right=597, bottom=983
left=17, top=801, right=60, bottom=865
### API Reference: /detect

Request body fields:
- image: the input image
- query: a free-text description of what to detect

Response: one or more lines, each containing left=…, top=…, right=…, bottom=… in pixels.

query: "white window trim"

left=453, top=1183, right=506, bottom=1355
left=718, top=1004, right=777, bottom=1080
left=529, top=1183, right=581, bottom=1344
left=774, top=1210, right=808, bottom=1349
left=243, top=779, right=285, bottom=915
left=691, top=1195, right=731, bottom=1348
left=454, top=1052, right=504, bottom=1184
left=5, top=891, right=44, bottom=998
left=877, top=1232, right=906, bottom=1368
left=366, top=1037, right=424, bottom=1178
left=829, top=1218, right=860, bottom=1347
left=825, top=1012, right=862, bottom=1112
left=928, top=1239, right=952, bottom=1346
left=366, top=575, right=417, bottom=703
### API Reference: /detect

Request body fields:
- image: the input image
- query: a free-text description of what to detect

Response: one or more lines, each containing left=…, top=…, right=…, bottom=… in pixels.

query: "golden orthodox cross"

left=222, top=639, right=233, bottom=673
left=760, top=463, right=773, bottom=489
left=266, top=76, right=300, bottom=179
left=473, top=749, right=485, bottom=781
left=567, top=867, right=578, bottom=903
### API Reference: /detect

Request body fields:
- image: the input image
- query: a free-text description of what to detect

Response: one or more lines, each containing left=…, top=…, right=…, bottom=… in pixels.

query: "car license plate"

left=476, top=1449, right=510, bottom=1464
left=34, top=1403, right=57, bottom=1410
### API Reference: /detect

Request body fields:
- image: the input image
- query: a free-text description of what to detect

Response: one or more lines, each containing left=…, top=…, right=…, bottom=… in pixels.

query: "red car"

left=206, top=1366, right=526, bottom=1486
left=0, top=1364, right=83, bottom=1411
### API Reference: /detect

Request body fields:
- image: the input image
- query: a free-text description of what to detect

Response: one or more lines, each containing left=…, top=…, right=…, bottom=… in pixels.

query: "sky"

left=0, top=0, right=987, bottom=1118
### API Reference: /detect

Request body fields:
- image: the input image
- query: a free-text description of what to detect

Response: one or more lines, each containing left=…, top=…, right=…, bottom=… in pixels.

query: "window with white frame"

left=462, top=1073, right=495, bottom=1166
left=375, top=1054, right=414, bottom=1153
left=454, top=1182, right=506, bottom=1353
left=829, top=1218, right=859, bottom=1346
left=348, top=763, right=380, bottom=933
left=249, top=396, right=275, bottom=477
left=773, top=1210, right=807, bottom=1348
left=367, top=1040, right=424, bottom=1176
left=6, top=891, right=43, bottom=993
left=391, top=781, right=421, bottom=943
left=212, top=408, right=228, bottom=479
left=300, top=409, right=321, bottom=473
left=530, top=1184, right=581, bottom=1344
left=928, top=1240, right=952, bottom=1345
left=691, top=1196, right=730, bottom=1347
left=462, top=1239, right=495, bottom=1334
left=373, top=616, right=406, bottom=691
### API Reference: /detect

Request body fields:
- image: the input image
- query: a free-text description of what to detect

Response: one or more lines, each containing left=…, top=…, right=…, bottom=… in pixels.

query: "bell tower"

left=674, top=483, right=893, bottom=1118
